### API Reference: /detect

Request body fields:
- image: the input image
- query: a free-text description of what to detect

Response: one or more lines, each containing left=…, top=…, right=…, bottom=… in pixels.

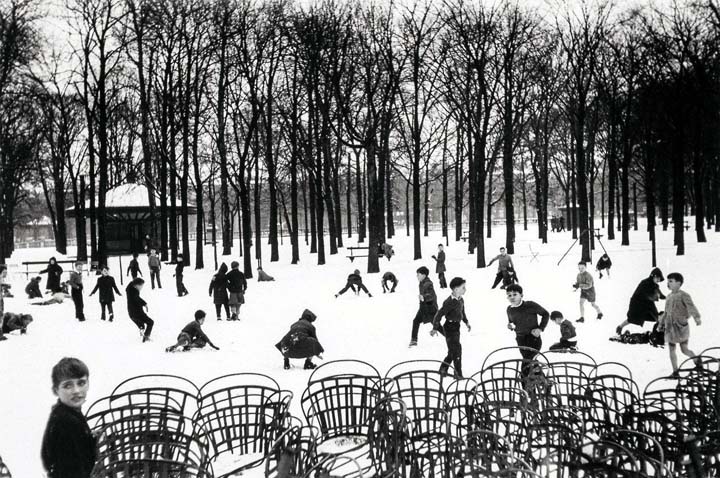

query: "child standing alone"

left=573, top=261, right=603, bottom=323
left=658, top=272, right=702, bottom=377
left=431, top=277, right=471, bottom=378
left=88, top=265, right=121, bottom=321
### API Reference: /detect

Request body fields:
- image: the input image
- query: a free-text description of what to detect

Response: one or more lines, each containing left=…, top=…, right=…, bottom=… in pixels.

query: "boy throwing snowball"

left=658, top=272, right=702, bottom=377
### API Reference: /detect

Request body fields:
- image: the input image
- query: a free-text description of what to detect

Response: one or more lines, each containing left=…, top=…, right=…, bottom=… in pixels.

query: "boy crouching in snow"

left=548, top=311, right=577, bottom=351
left=166, top=310, right=220, bottom=352
left=0, top=313, right=33, bottom=341
left=275, top=309, right=324, bottom=370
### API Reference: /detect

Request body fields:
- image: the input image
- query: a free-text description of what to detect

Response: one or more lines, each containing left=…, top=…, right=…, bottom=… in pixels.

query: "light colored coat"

left=662, top=289, right=701, bottom=344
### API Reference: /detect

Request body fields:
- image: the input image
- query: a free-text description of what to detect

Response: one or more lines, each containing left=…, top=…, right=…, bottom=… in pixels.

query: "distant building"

left=15, top=216, right=54, bottom=244
left=66, top=183, right=197, bottom=255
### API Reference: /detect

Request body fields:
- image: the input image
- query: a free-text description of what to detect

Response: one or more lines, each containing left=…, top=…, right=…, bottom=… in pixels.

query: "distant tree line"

left=0, top=0, right=719, bottom=272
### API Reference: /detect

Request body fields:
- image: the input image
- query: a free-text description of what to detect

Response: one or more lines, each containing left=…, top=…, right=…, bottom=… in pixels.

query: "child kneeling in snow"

left=548, top=311, right=577, bottom=351
left=275, top=309, right=324, bottom=370
left=166, top=310, right=220, bottom=352
left=0, top=313, right=33, bottom=341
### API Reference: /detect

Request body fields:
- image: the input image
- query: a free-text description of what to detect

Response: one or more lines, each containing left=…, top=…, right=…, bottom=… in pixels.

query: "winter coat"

left=209, top=264, right=229, bottom=304
left=382, top=272, right=397, bottom=283
left=40, top=259, right=64, bottom=293
left=434, top=251, right=446, bottom=274
left=175, top=262, right=185, bottom=277
left=418, top=277, right=437, bottom=306
left=596, top=256, right=612, bottom=271
left=626, top=277, right=665, bottom=326
left=126, top=284, right=147, bottom=317
left=226, top=269, right=247, bottom=293
left=432, top=296, right=469, bottom=334
left=662, top=289, right=701, bottom=344
left=26, top=279, right=43, bottom=299
left=41, top=401, right=97, bottom=478
left=90, top=276, right=121, bottom=303
left=179, top=320, right=215, bottom=347
left=148, top=255, right=161, bottom=269
left=127, top=259, right=141, bottom=276
left=275, top=312, right=324, bottom=359
left=346, top=273, right=363, bottom=285
left=68, top=271, right=83, bottom=291
left=1, top=312, right=33, bottom=335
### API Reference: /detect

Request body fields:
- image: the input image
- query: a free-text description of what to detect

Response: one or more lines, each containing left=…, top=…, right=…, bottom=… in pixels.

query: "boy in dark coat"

left=548, top=311, right=577, bottom=351
left=40, top=257, right=64, bottom=293
left=276, top=309, right=324, bottom=370
left=148, top=249, right=162, bottom=289
left=335, top=269, right=372, bottom=298
left=126, top=278, right=153, bottom=342
left=89, top=265, right=122, bottom=321
left=26, top=276, right=43, bottom=299
left=174, top=254, right=189, bottom=297
left=615, top=268, right=666, bottom=336
left=209, top=263, right=231, bottom=321
left=431, top=244, right=448, bottom=289
left=126, top=252, right=142, bottom=280
left=0, top=313, right=33, bottom=341
left=489, top=247, right=515, bottom=289
left=506, top=283, right=549, bottom=361
left=41, top=357, right=96, bottom=478
left=596, top=253, right=612, bottom=278
left=227, top=262, right=247, bottom=320
left=431, top=277, right=471, bottom=378
left=68, top=262, right=85, bottom=322
left=381, top=271, right=398, bottom=293
left=166, top=310, right=220, bottom=352
left=409, top=266, right=438, bottom=347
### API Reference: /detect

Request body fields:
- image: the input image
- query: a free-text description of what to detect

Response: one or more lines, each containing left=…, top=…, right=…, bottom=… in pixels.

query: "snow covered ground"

left=1, top=220, right=719, bottom=476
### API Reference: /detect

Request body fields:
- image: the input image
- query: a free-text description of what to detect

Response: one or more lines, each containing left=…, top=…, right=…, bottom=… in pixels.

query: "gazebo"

left=66, top=183, right=197, bottom=255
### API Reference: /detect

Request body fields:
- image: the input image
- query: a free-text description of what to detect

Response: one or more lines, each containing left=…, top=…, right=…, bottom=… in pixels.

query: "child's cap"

left=650, top=268, right=664, bottom=281
left=301, top=309, right=317, bottom=322
left=550, top=311, right=564, bottom=320
left=195, top=310, right=206, bottom=320
left=449, top=277, right=466, bottom=290
left=51, top=357, right=89, bottom=389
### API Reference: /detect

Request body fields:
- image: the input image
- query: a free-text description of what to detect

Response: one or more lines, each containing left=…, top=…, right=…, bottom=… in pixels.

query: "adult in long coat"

left=616, top=268, right=666, bottom=335
left=275, top=309, right=324, bottom=370
left=40, top=257, right=64, bottom=293
left=209, top=263, right=230, bottom=320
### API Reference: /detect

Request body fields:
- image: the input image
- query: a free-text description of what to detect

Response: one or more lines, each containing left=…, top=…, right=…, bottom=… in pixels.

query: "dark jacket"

left=180, top=320, right=215, bottom=347
left=560, top=320, right=577, bottom=340
left=2, top=313, right=33, bottom=335
left=626, top=277, right=665, bottom=325
left=126, top=284, right=147, bottom=317
left=275, top=311, right=324, bottom=359
left=226, top=269, right=247, bottom=293
left=175, top=262, right=185, bottom=277
left=596, top=256, right=612, bottom=271
left=433, top=296, right=469, bottom=333
left=90, top=276, right=121, bottom=303
left=418, top=277, right=437, bottom=307
left=209, top=264, right=229, bottom=304
left=127, top=259, right=141, bottom=276
left=507, top=300, right=550, bottom=336
left=41, top=401, right=97, bottom=478
left=434, top=251, right=446, bottom=273
left=347, top=273, right=363, bottom=285
left=383, top=272, right=397, bottom=283
left=40, top=259, right=64, bottom=292
left=26, top=279, right=42, bottom=299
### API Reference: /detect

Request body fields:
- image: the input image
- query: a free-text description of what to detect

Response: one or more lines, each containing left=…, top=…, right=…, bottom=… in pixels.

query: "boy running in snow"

left=431, top=244, right=448, bottom=289
left=431, top=277, right=471, bottom=378
left=127, top=253, right=142, bottom=280
left=148, top=249, right=162, bottom=289
left=573, top=261, right=603, bottom=323
left=68, top=262, right=85, bottom=322
left=174, top=254, right=189, bottom=297
left=409, top=266, right=438, bottom=347
left=506, top=283, right=549, bottom=360
left=657, top=272, right=702, bottom=377
left=41, top=357, right=96, bottom=478
left=489, top=247, right=515, bottom=289
left=166, top=310, right=220, bottom=352
left=596, top=253, right=612, bottom=278
left=381, top=271, right=398, bottom=293
left=548, top=311, right=577, bottom=351
left=88, top=266, right=121, bottom=321
left=335, top=269, right=372, bottom=298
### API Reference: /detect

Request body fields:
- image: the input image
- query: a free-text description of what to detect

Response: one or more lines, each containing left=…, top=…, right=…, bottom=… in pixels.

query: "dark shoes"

left=615, top=326, right=623, bottom=335
left=304, top=359, right=316, bottom=370
left=576, top=317, right=585, bottom=323
left=284, top=358, right=290, bottom=370
left=597, top=313, right=603, bottom=320
left=409, top=340, right=417, bottom=347
left=142, top=335, right=151, bottom=343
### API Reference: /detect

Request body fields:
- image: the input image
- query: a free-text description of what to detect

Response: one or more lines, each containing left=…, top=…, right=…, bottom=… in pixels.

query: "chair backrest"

left=110, top=374, right=200, bottom=417
left=85, top=392, right=186, bottom=433
left=385, top=368, right=448, bottom=423
left=603, top=429, right=667, bottom=477
left=0, top=456, right=11, bottom=478
left=590, top=362, right=634, bottom=381
left=643, top=376, right=717, bottom=434
left=480, top=346, right=550, bottom=372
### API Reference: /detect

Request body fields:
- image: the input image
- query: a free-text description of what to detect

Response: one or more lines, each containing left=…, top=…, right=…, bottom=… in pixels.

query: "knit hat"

left=650, top=268, right=664, bottom=281
left=301, top=309, right=317, bottom=322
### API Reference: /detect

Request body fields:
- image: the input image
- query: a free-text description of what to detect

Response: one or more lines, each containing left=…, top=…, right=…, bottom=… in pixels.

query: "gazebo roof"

left=65, top=183, right=196, bottom=219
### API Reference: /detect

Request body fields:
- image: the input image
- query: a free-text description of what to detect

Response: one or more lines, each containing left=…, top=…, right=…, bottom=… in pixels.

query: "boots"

left=304, top=359, right=316, bottom=370
left=284, top=358, right=290, bottom=370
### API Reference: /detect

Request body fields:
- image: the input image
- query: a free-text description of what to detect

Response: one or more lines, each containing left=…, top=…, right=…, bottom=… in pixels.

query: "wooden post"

left=118, top=255, right=123, bottom=286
